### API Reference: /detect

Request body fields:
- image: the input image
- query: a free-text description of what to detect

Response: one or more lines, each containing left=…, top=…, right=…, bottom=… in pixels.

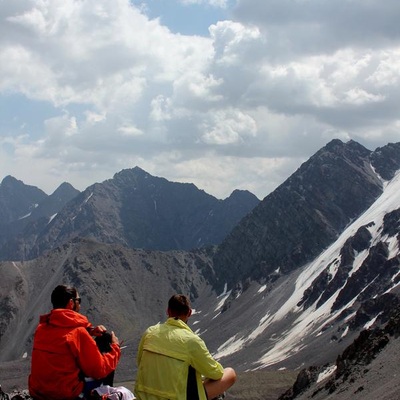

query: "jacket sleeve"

left=189, top=335, right=224, bottom=380
left=68, top=327, right=121, bottom=379
left=136, top=333, right=145, bottom=366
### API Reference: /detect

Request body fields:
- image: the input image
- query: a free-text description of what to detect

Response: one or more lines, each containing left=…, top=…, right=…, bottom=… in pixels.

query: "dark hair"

left=168, top=294, right=191, bottom=317
left=95, top=332, right=113, bottom=353
left=51, top=285, right=77, bottom=309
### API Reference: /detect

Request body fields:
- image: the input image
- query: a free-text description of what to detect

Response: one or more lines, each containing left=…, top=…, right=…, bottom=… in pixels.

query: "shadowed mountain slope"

left=0, top=176, right=48, bottom=225
left=212, top=140, right=400, bottom=290
left=11, top=167, right=258, bottom=260
left=0, top=180, right=80, bottom=259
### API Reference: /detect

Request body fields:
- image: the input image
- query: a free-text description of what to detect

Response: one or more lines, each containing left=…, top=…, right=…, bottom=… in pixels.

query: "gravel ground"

left=0, top=359, right=296, bottom=400
left=0, top=358, right=30, bottom=392
left=7, top=343, right=400, bottom=400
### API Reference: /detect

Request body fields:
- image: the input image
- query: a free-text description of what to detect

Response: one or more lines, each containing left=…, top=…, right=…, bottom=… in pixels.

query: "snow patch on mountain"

left=317, top=365, right=337, bottom=383
left=216, top=335, right=247, bottom=358
left=84, top=192, right=94, bottom=203
left=212, top=169, right=400, bottom=367
left=214, top=290, right=231, bottom=314
left=48, top=213, right=57, bottom=224
left=258, top=285, right=267, bottom=293
left=253, top=170, right=400, bottom=367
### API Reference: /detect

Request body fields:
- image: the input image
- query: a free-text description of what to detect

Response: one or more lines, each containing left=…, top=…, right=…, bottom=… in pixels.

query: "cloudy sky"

left=1, top=0, right=400, bottom=200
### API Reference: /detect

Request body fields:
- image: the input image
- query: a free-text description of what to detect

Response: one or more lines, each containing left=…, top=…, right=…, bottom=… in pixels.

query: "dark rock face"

left=279, top=304, right=400, bottom=400
left=350, top=293, right=400, bottom=330
left=370, top=142, right=400, bottom=180
left=213, top=139, right=385, bottom=290
left=296, top=206, right=400, bottom=336
left=0, top=182, right=80, bottom=261
left=0, top=177, right=48, bottom=250
left=298, top=225, right=373, bottom=311
left=278, top=366, right=327, bottom=400
left=334, top=329, right=390, bottom=380
left=382, top=208, right=400, bottom=237
left=331, top=238, right=400, bottom=314
left=0, top=176, right=47, bottom=224
left=1, top=167, right=259, bottom=260
left=29, top=182, right=80, bottom=220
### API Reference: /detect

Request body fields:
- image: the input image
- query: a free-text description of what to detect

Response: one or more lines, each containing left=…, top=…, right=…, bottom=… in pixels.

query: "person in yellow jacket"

left=135, top=294, right=236, bottom=400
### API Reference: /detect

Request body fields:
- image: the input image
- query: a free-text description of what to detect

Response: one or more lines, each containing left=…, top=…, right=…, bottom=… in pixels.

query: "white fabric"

left=93, top=385, right=135, bottom=400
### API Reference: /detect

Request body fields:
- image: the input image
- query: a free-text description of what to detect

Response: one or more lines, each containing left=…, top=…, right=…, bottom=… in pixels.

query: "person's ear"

left=187, top=308, right=192, bottom=318
left=66, top=299, right=74, bottom=310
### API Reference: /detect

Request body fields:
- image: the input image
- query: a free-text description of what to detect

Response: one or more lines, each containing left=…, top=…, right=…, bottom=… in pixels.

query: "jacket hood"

left=166, top=317, right=193, bottom=332
left=39, top=309, right=91, bottom=329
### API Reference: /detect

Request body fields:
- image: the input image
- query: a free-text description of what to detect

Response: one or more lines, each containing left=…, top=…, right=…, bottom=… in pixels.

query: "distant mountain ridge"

left=0, top=167, right=259, bottom=260
left=0, top=176, right=48, bottom=224
left=0, top=178, right=79, bottom=259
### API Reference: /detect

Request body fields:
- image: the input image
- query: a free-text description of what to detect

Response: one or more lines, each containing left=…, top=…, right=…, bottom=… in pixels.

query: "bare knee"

left=223, top=367, right=237, bottom=388
left=204, top=367, right=237, bottom=399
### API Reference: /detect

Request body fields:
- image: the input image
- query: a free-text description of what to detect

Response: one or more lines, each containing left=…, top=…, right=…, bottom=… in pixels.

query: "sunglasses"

left=73, top=297, right=82, bottom=304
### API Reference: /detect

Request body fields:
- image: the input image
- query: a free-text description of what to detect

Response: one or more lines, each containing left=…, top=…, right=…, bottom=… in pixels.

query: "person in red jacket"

left=29, top=285, right=121, bottom=400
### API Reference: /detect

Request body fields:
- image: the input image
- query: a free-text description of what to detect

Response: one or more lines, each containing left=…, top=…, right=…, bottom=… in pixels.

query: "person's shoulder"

left=153, top=321, right=165, bottom=329
left=144, top=322, right=162, bottom=334
left=186, top=330, right=207, bottom=347
left=70, top=325, right=93, bottom=339
left=64, top=325, right=93, bottom=348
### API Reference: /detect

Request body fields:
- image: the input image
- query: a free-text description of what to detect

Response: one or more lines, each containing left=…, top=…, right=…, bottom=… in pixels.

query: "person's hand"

left=89, top=325, right=107, bottom=337
left=111, top=331, right=120, bottom=346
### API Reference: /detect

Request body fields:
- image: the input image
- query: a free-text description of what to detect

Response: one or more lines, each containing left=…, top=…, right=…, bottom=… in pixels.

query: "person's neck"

left=170, top=315, right=188, bottom=323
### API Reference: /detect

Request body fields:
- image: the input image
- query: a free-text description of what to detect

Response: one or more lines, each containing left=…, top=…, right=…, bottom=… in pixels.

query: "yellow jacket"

left=135, top=318, right=224, bottom=400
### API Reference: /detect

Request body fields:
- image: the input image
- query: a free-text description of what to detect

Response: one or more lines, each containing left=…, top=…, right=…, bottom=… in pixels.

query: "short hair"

left=51, top=285, right=77, bottom=309
left=168, top=294, right=191, bottom=317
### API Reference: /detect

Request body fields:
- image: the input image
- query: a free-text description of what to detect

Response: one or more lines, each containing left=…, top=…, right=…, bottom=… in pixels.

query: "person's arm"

left=70, top=327, right=121, bottom=379
left=189, top=335, right=224, bottom=380
left=136, top=331, right=147, bottom=366
left=87, top=325, right=107, bottom=337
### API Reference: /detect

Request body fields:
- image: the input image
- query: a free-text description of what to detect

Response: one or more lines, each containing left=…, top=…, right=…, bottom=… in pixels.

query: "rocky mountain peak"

left=212, top=139, right=385, bottom=290
left=0, top=176, right=46, bottom=196
left=113, top=166, right=150, bottom=184
left=226, top=189, right=259, bottom=202
left=0, top=167, right=258, bottom=260
left=52, top=182, right=77, bottom=195
left=0, top=176, right=47, bottom=225
left=1, top=175, right=21, bottom=187
left=321, top=138, right=370, bottom=158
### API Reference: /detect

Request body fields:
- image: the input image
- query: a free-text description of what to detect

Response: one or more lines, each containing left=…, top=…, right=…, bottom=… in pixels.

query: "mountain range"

left=1, top=139, right=400, bottom=400
left=0, top=167, right=259, bottom=260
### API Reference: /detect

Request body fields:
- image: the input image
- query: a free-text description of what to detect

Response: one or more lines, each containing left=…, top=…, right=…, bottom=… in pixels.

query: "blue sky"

left=132, top=0, right=233, bottom=36
left=1, top=0, right=400, bottom=199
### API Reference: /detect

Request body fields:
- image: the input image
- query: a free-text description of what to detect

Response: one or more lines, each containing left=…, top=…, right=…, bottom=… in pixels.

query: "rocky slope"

left=0, top=182, right=80, bottom=260
left=279, top=298, right=400, bottom=400
left=0, top=176, right=48, bottom=224
left=212, top=140, right=400, bottom=290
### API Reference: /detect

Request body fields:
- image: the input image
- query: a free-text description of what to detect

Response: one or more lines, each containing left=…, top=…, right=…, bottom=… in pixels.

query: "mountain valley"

left=1, top=139, right=400, bottom=399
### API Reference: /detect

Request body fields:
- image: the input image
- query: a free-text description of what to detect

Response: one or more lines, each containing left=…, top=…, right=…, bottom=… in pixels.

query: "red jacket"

left=29, top=309, right=121, bottom=400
